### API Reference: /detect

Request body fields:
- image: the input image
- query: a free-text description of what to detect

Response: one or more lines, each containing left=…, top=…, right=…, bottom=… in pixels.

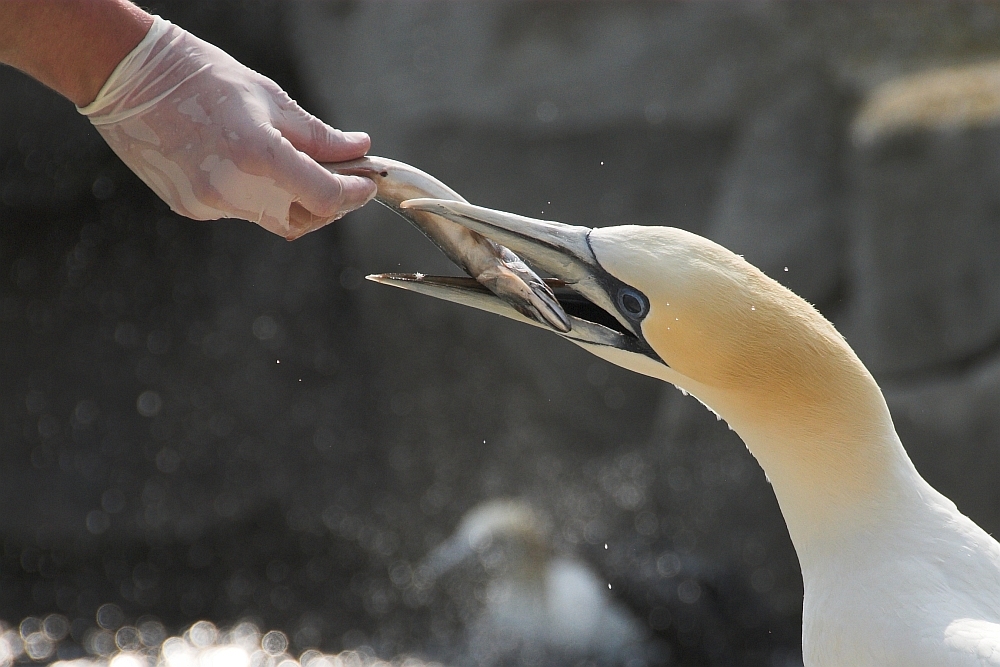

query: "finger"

left=286, top=202, right=322, bottom=240
left=271, top=95, right=371, bottom=163
left=284, top=175, right=377, bottom=241
left=262, top=126, right=376, bottom=224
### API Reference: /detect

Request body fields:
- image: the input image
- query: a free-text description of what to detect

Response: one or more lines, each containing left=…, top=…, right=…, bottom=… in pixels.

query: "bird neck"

left=597, top=227, right=932, bottom=564
left=661, top=337, right=926, bottom=569
left=716, top=383, right=923, bottom=564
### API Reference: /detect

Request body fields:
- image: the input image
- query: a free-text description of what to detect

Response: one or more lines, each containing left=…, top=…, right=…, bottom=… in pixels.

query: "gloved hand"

left=77, top=16, right=376, bottom=240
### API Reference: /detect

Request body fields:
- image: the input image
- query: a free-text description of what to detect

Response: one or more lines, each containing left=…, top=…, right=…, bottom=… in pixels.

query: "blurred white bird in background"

left=424, top=500, right=647, bottom=666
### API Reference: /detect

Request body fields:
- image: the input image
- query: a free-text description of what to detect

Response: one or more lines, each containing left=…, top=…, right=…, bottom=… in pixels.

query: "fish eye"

left=617, top=287, right=648, bottom=319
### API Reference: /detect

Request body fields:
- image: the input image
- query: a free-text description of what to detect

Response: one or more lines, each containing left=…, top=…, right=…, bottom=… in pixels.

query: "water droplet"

left=261, top=630, right=287, bottom=656
left=252, top=315, right=277, bottom=340
left=115, top=626, right=141, bottom=651
left=188, top=621, right=217, bottom=647
left=42, top=615, right=68, bottom=641
left=96, top=603, right=124, bottom=630
left=784, top=267, right=789, bottom=271
left=136, top=390, right=162, bottom=417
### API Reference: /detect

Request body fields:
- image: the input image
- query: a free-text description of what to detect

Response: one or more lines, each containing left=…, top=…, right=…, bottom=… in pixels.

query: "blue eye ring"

left=617, top=287, right=649, bottom=319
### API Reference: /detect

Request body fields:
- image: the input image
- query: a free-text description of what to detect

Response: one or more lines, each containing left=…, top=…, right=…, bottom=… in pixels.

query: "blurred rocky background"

left=2, top=2, right=1000, bottom=666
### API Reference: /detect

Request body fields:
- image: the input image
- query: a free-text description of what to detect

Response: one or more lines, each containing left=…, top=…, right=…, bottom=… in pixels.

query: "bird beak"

left=326, top=158, right=571, bottom=333
left=368, top=199, right=665, bottom=364
left=367, top=273, right=639, bottom=352
left=421, top=533, right=475, bottom=579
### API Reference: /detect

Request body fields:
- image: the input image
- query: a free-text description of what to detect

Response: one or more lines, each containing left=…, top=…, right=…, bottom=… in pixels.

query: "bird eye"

left=617, top=287, right=649, bottom=319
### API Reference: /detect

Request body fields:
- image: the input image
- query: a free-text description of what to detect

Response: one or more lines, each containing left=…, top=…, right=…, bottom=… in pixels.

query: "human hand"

left=78, top=17, right=376, bottom=239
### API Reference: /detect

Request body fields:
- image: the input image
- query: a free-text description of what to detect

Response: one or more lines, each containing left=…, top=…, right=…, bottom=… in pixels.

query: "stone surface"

left=289, top=3, right=786, bottom=145
left=845, top=121, right=1000, bottom=378
left=705, top=63, right=849, bottom=306
left=886, top=355, right=1000, bottom=535
left=852, top=60, right=1000, bottom=142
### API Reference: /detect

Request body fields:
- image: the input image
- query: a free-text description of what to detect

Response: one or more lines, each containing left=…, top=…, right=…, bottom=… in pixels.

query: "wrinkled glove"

left=78, top=16, right=376, bottom=239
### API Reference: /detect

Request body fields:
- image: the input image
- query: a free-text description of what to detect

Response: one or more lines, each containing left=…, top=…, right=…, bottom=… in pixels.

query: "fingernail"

left=343, top=131, right=370, bottom=144
left=345, top=175, right=377, bottom=206
left=329, top=178, right=374, bottom=220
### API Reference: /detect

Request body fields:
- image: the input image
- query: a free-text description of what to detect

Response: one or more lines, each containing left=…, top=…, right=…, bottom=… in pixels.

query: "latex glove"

left=78, top=16, right=376, bottom=239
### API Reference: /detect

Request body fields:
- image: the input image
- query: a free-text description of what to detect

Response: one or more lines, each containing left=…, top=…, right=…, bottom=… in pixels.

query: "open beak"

left=368, top=198, right=664, bottom=364
left=325, top=157, right=570, bottom=333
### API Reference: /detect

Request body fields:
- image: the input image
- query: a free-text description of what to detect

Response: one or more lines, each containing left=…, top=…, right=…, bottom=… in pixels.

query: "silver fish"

left=325, top=156, right=570, bottom=333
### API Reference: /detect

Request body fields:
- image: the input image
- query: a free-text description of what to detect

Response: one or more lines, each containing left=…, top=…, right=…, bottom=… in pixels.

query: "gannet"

left=424, top=500, right=644, bottom=663
left=370, top=198, right=1000, bottom=666
left=324, top=157, right=569, bottom=332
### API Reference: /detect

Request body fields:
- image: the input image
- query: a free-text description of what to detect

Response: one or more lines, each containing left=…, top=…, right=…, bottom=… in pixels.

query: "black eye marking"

left=617, top=287, right=649, bottom=319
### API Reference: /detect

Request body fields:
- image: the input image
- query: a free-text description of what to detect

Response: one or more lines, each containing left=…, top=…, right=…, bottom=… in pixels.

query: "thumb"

left=284, top=174, right=377, bottom=241
left=263, top=129, right=376, bottom=239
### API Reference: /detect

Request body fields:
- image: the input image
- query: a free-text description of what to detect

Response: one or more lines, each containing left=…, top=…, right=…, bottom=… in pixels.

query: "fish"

left=324, top=156, right=570, bottom=332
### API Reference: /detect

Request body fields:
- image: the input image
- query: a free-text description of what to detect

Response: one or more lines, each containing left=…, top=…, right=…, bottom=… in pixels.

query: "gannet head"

left=423, top=499, right=552, bottom=591
left=425, top=500, right=647, bottom=656
left=376, top=200, right=904, bottom=546
left=381, top=199, right=882, bottom=428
